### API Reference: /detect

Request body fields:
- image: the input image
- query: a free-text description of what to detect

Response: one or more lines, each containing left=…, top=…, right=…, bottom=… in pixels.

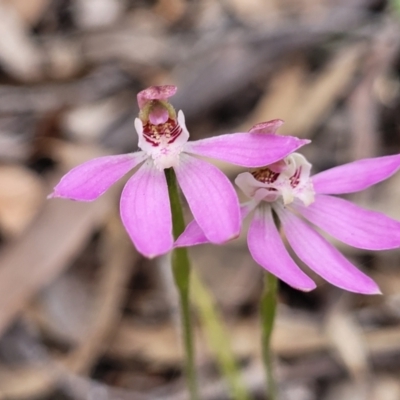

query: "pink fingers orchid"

left=176, top=131, right=400, bottom=293
left=49, top=87, right=308, bottom=258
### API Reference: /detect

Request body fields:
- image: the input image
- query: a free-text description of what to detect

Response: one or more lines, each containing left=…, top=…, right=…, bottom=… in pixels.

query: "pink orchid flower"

left=49, top=86, right=308, bottom=258
left=177, top=128, right=400, bottom=293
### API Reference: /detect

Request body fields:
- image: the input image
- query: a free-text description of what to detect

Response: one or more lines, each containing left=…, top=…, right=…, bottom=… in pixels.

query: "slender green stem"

left=260, top=272, right=278, bottom=400
left=191, top=271, right=251, bottom=400
left=392, top=0, right=400, bottom=17
left=165, top=168, right=199, bottom=400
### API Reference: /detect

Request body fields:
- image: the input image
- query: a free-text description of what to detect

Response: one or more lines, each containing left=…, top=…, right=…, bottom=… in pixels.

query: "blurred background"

left=1, top=0, right=400, bottom=399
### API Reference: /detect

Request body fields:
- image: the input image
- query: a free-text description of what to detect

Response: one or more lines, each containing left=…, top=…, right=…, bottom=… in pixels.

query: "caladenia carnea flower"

left=177, top=151, right=400, bottom=294
left=49, top=86, right=308, bottom=258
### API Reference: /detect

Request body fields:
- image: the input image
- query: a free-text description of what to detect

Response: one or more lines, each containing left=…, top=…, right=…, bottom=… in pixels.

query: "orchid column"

left=49, top=86, right=309, bottom=399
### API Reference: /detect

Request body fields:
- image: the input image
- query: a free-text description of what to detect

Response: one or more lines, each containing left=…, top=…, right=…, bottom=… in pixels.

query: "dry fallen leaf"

left=3, top=0, right=51, bottom=26
left=0, top=2, right=43, bottom=81
left=0, top=165, right=45, bottom=238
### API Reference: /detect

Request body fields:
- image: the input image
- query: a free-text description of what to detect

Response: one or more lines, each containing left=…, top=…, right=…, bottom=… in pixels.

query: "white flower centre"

left=135, top=110, right=189, bottom=170
left=235, top=153, right=315, bottom=206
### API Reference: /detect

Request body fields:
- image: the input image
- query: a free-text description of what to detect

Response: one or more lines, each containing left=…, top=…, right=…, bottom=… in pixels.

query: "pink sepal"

left=137, top=85, right=177, bottom=109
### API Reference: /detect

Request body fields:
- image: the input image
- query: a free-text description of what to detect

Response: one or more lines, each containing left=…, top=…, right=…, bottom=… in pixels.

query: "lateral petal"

left=312, top=154, right=400, bottom=195
left=49, top=153, right=147, bottom=201
left=277, top=205, right=381, bottom=294
left=248, top=205, right=316, bottom=291
left=184, top=133, right=309, bottom=168
left=294, top=194, right=400, bottom=250
left=175, top=201, right=256, bottom=247
left=174, top=154, right=240, bottom=244
left=120, top=161, right=173, bottom=258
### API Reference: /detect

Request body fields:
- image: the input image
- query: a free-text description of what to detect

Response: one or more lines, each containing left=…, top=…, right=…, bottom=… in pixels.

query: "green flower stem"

left=191, top=271, right=251, bottom=400
left=392, top=0, right=400, bottom=16
left=165, top=168, right=199, bottom=400
left=260, top=272, right=278, bottom=400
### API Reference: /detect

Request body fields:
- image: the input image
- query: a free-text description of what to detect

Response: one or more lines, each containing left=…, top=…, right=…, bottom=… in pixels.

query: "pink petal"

left=137, top=85, right=177, bottom=109
left=174, top=154, right=240, bottom=244
left=174, top=218, right=208, bottom=247
left=293, top=194, right=400, bottom=250
left=277, top=206, right=381, bottom=294
left=248, top=119, right=284, bottom=134
left=312, top=154, right=400, bottom=195
left=120, top=161, right=173, bottom=258
left=49, top=153, right=147, bottom=201
left=184, top=133, right=309, bottom=168
left=248, top=205, right=316, bottom=291
left=175, top=202, right=256, bottom=247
